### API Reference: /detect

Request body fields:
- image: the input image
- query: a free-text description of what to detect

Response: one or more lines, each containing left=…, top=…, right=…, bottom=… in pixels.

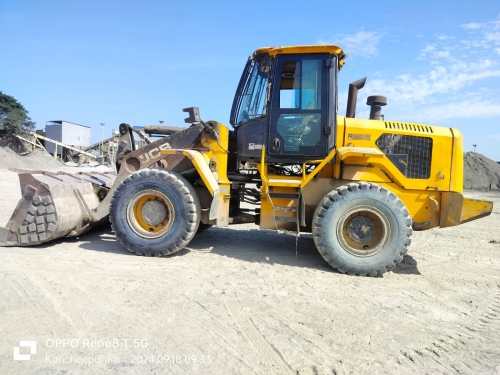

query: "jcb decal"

left=138, top=148, right=161, bottom=164
left=138, top=144, right=172, bottom=164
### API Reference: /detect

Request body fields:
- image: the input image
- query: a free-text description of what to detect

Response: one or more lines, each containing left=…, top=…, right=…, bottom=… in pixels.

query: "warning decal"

left=248, top=143, right=263, bottom=150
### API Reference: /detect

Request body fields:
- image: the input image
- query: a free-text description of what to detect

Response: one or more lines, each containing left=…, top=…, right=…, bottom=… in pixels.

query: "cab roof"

left=254, top=44, right=343, bottom=56
left=253, top=44, right=346, bottom=68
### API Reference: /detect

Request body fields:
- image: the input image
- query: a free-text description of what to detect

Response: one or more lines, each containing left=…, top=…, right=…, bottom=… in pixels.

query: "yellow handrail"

left=260, top=145, right=269, bottom=194
left=300, top=148, right=337, bottom=188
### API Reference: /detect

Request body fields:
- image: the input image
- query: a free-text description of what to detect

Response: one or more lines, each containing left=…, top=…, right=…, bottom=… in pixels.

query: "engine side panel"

left=336, top=116, right=459, bottom=193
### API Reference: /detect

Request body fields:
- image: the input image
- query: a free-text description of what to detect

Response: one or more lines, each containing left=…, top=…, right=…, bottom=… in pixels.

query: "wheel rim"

left=336, top=205, right=390, bottom=257
left=126, top=189, right=175, bottom=239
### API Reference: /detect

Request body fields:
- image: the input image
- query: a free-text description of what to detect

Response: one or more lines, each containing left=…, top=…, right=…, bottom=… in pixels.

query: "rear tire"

left=312, top=182, right=412, bottom=276
left=110, top=169, right=200, bottom=256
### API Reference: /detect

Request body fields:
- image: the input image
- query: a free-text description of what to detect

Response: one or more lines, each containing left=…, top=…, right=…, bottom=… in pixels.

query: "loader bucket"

left=0, top=170, right=117, bottom=246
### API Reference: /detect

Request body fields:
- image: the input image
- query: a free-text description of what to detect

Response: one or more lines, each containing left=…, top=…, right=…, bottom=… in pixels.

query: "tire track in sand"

left=224, top=297, right=293, bottom=374
left=398, top=291, right=500, bottom=374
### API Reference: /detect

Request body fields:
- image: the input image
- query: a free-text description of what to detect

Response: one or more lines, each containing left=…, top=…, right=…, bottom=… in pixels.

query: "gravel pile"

left=464, top=151, right=500, bottom=190
left=0, top=147, right=65, bottom=170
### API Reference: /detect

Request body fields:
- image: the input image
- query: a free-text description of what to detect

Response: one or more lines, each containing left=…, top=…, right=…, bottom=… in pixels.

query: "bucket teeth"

left=19, top=194, right=57, bottom=244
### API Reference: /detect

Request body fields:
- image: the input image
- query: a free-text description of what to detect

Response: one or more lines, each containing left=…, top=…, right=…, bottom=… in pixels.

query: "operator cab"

left=230, top=45, right=345, bottom=163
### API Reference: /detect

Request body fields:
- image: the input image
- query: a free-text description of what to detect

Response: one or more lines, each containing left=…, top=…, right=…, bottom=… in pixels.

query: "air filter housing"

left=367, top=95, right=387, bottom=120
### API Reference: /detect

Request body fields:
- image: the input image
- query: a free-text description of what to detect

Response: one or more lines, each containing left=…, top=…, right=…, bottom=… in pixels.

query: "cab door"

left=268, top=54, right=329, bottom=159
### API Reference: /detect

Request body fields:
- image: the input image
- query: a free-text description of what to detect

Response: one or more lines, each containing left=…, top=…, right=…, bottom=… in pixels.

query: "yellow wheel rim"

left=337, top=205, right=390, bottom=257
left=126, top=189, right=175, bottom=239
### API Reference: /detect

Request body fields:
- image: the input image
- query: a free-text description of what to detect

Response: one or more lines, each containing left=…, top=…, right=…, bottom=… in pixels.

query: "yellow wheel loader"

left=0, top=45, right=494, bottom=276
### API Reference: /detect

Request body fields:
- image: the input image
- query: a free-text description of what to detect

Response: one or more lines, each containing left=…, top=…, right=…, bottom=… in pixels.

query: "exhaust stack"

left=345, top=77, right=366, bottom=118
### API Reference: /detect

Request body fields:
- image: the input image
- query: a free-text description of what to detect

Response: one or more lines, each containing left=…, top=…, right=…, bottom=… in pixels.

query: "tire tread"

left=312, top=182, right=412, bottom=277
left=110, top=169, right=200, bottom=257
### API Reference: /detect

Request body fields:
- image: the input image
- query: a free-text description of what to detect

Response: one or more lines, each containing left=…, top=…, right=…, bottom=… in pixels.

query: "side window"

left=279, top=61, right=321, bottom=109
left=276, top=59, right=323, bottom=152
left=279, top=62, right=301, bottom=108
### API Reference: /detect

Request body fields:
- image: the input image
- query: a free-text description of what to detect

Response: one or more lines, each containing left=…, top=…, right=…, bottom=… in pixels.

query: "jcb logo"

left=138, top=148, right=161, bottom=164
left=138, top=144, right=171, bottom=164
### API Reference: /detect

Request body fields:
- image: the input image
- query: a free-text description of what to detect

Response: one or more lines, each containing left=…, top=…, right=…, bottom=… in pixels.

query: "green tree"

left=0, top=91, right=36, bottom=135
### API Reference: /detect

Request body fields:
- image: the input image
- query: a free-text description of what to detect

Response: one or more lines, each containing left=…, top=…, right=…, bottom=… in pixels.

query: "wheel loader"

left=0, top=44, right=494, bottom=276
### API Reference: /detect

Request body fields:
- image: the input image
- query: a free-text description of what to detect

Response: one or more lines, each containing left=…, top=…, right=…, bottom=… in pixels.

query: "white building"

left=45, top=120, right=91, bottom=154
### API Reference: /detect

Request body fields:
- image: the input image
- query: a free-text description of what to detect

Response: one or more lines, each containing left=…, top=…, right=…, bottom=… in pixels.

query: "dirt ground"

left=1, top=169, right=499, bottom=375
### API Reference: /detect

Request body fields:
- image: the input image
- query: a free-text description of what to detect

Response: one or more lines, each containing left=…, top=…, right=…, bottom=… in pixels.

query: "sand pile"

left=0, top=147, right=65, bottom=170
left=464, top=151, right=500, bottom=190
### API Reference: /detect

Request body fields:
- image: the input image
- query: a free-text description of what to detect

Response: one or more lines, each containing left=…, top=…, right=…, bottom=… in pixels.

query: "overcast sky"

left=1, top=0, right=499, bottom=160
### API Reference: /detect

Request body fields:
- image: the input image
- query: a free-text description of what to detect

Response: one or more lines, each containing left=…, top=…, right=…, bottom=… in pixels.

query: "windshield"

left=230, top=55, right=272, bottom=127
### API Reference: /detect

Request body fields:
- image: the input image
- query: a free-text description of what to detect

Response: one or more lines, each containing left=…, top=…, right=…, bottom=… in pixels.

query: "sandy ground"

left=0, top=169, right=499, bottom=375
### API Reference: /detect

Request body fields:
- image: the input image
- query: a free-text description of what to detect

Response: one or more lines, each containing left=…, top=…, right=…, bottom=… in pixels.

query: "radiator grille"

left=376, top=133, right=433, bottom=179
left=385, top=122, right=434, bottom=133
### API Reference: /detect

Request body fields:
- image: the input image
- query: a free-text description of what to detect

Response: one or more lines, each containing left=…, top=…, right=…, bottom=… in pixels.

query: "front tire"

left=312, top=182, right=412, bottom=276
left=110, top=169, right=200, bottom=256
